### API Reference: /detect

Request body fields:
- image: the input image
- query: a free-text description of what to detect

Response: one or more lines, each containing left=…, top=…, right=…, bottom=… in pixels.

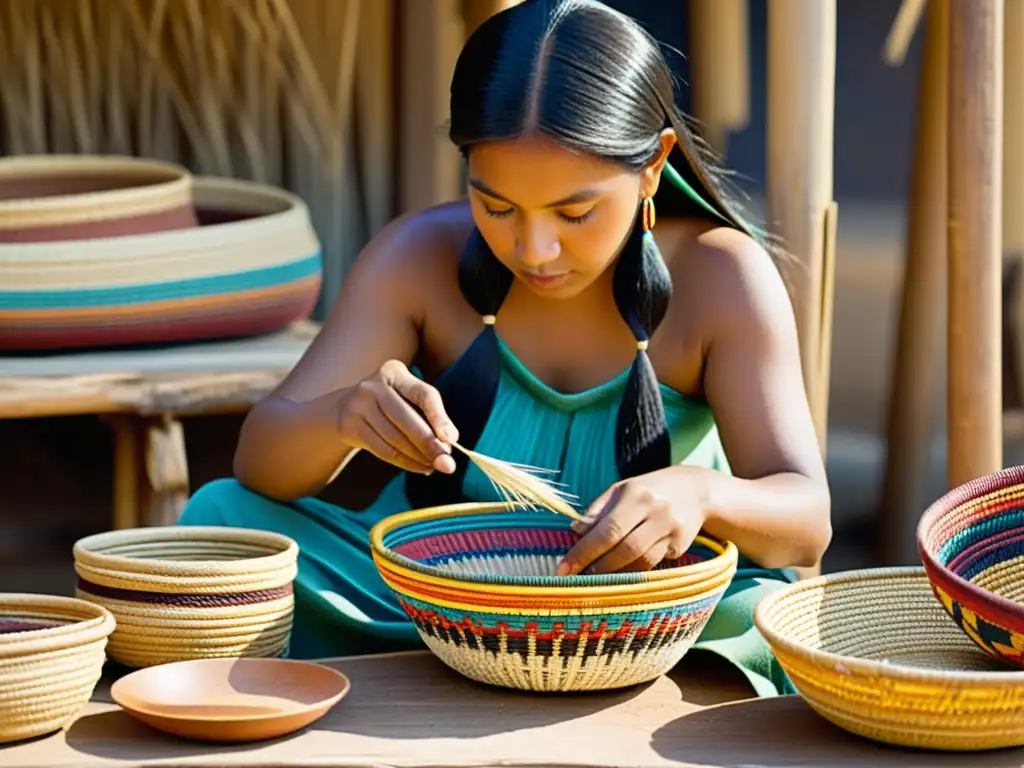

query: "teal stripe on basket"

left=0, top=253, right=322, bottom=309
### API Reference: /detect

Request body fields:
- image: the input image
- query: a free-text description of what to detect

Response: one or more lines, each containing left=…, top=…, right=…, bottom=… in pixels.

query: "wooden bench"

left=0, top=322, right=319, bottom=530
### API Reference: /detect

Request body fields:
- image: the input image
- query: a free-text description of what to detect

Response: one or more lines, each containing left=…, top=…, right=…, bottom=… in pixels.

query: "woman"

left=180, top=0, right=831, bottom=698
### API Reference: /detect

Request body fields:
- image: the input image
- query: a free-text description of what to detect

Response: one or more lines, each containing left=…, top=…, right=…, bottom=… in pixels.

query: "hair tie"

left=636, top=339, right=649, bottom=352
left=482, top=315, right=496, bottom=326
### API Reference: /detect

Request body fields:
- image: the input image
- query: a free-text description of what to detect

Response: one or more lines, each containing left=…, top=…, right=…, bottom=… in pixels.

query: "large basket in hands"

left=72, top=526, right=298, bottom=669
left=0, top=594, right=115, bottom=743
left=917, top=464, right=1024, bottom=668
left=755, top=567, right=1024, bottom=751
left=370, top=502, right=738, bottom=692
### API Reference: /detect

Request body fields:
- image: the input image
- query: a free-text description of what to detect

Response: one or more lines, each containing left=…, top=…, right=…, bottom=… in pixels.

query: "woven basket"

left=0, top=593, right=115, bottom=744
left=0, top=154, right=197, bottom=242
left=917, top=465, right=1024, bottom=669
left=0, top=175, right=321, bottom=350
left=73, top=526, right=298, bottom=669
left=370, top=503, right=738, bottom=692
left=754, top=566, right=1024, bottom=751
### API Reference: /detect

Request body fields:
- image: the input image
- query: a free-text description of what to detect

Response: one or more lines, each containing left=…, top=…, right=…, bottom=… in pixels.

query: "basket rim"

left=753, top=565, right=1024, bottom=685
left=0, top=175, right=313, bottom=258
left=369, top=502, right=738, bottom=589
left=73, top=525, right=299, bottom=577
left=916, top=464, right=1024, bottom=628
left=0, top=593, right=115, bottom=660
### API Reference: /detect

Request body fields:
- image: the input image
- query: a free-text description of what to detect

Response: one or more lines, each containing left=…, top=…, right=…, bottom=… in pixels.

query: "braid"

left=404, top=229, right=513, bottom=508
left=612, top=199, right=673, bottom=478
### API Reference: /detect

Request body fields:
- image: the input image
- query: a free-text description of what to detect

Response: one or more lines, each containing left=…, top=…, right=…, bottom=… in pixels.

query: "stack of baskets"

left=370, top=502, right=738, bottom=692
left=0, top=594, right=114, bottom=743
left=754, top=464, right=1024, bottom=752
left=0, top=154, right=322, bottom=351
left=72, top=526, right=299, bottom=668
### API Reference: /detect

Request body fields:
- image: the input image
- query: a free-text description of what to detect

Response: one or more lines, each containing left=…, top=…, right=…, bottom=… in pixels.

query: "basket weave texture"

left=371, top=503, right=738, bottom=692
left=73, top=526, right=298, bottom=669
left=755, top=566, right=1024, bottom=751
left=0, top=594, right=115, bottom=744
left=917, top=465, right=1024, bottom=668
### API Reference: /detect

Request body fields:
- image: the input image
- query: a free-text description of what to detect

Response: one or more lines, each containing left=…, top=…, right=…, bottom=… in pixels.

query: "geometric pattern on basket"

left=931, top=583, right=1024, bottom=666
left=917, top=466, right=1024, bottom=669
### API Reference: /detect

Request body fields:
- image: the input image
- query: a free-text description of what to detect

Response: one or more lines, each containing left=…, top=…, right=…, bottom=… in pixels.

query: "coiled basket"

left=917, top=465, right=1024, bottom=668
left=73, top=526, right=298, bottom=668
left=370, top=503, right=738, bottom=692
left=754, top=567, right=1024, bottom=751
left=0, top=594, right=115, bottom=743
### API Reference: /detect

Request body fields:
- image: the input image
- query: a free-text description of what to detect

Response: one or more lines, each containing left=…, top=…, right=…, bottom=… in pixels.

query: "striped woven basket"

left=0, top=154, right=197, bottom=243
left=754, top=567, right=1024, bottom=751
left=917, top=465, right=1024, bottom=669
left=0, top=174, right=321, bottom=350
left=0, top=594, right=115, bottom=744
left=370, top=503, right=738, bottom=692
left=72, top=526, right=298, bottom=669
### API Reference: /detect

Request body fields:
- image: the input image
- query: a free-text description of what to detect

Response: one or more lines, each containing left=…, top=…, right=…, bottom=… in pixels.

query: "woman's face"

left=466, top=133, right=670, bottom=299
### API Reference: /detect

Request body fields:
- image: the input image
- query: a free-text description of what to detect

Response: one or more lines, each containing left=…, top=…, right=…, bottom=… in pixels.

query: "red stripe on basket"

left=77, top=579, right=293, bottom=608
left=0, top=619, right=67, bottom=634
left=393, top=529, right=576, bottom=562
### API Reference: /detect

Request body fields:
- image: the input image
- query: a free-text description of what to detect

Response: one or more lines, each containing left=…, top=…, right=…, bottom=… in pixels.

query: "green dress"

left=179, top=333, right=796, bottom=697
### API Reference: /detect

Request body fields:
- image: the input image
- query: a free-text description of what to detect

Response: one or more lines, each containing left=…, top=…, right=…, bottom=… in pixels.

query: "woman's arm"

left=233, top=211, right=459, bottom=502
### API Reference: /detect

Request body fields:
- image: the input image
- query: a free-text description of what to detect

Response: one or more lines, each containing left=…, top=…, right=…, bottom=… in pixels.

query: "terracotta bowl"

left=0, top=175, right=322, bottom=351
left=0, top=154, right=197, bottom=242
left=110, top=658, right=350, bottom=742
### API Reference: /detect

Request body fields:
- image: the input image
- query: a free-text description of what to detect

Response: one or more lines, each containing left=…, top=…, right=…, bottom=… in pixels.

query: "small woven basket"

left=370, top=503, right=738, bottom=692
left=73, top=526, right=298, bottom=669
left=917, top=465, right=1024, bottom=669
left=754, top=566, right=1024, bottom=751
left=0, top=594, right=115, bottom=744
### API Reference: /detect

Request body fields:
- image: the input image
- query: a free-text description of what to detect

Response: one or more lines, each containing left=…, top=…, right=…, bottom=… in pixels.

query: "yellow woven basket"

left=0, top=594, right=115, bottom=744
left=754, top=566, right=1024, bottom=751
left=73, top=526, right=298, bottom=669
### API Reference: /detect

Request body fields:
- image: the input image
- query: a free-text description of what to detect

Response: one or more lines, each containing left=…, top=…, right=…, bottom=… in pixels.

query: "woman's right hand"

left=335, top=359, right=459, bottom=475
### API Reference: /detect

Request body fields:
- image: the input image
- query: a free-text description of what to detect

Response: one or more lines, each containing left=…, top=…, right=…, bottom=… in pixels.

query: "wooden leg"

left=106, top=414, right=190, bottom=529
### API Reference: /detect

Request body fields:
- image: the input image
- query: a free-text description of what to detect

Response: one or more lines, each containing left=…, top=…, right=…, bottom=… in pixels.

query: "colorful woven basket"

left=72, top=526, right=298, bottom=668
left=0, top=174, right=321, bottom=350
left=0, top=154, right=197, bottom=243
left=370, top=503, right=738, bottom=692
left=755, top=567, right=1024, bottom=751
left=917, top=465, right=1024, bottom=668
left=0, top=593, right=115, bottom=743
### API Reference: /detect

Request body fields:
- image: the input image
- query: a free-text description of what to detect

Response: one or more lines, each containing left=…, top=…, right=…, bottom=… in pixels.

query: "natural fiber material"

left=0, top=594, right=114, bottom=744
left=370, top=503, right=738, bottom=692
left=917, top=464, right=1024, bottom=668
left=73, top=526, right=298, bottom=669
left=754, top=567, right=1024, bottom=751
left=0, top=174, right=322, bottom=350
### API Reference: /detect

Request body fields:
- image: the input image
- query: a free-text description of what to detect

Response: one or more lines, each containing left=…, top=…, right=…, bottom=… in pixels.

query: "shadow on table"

left=651, top=696, right=1024, bottom=768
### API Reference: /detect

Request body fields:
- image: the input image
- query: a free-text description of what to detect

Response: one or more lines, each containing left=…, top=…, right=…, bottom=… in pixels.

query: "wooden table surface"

left=3, top=650, right=1020, bottom=768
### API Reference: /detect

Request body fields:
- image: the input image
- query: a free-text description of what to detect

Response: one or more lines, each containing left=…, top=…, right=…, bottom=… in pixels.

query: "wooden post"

left=879, top=0, right=949, bottom=565
left=947, top=0, right=1004, bottom=489
left=766, top=0, right=837, bottom=580
left=1005, top=0, right=1024, bottom=255
left=688, top=0, right=750, bottom=156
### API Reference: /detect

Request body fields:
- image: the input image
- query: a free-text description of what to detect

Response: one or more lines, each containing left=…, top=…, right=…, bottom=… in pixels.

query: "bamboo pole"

left=879, top=0, right=949, bottom=565
left=947, top=0, right=1004, bottom=489
left=1006, top=0, right=1024, bottom=254
left=766, top=0, right=837, bottom=580
left=688, top=0, right=750, bottom=156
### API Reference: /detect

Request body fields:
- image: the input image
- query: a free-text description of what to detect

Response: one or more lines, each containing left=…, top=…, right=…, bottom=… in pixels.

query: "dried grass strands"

left=451, top=443, right=582, bottom=520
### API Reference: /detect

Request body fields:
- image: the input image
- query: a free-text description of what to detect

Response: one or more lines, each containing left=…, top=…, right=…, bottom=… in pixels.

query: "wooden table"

left=0, top=322, right=319, bottom=529
left=2, top=651, right=1017, bottom=768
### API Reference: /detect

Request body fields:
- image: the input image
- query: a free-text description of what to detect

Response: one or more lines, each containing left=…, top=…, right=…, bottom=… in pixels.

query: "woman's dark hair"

left=406, top=0, right=762, bottom=508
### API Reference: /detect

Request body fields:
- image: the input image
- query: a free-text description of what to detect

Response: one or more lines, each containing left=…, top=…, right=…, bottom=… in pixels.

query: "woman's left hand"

left=557, top=466, right=709, bottom=576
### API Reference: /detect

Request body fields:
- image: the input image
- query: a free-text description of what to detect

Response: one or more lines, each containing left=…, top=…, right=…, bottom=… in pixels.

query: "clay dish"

left=110, top=658, right=350, bottom=742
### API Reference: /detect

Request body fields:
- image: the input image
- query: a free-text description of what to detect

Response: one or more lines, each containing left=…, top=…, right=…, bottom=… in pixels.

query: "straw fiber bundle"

left=0, top=594, right=115, bottom=744
left=918, top=465, right=1024, bottom=669
left=0, top=175, right=322, bottom=350
left=755, top=567, right=1024, bottom=751
left=73, top=526, right=298, bottom=669
left=371, top=503, right=738, bottom=692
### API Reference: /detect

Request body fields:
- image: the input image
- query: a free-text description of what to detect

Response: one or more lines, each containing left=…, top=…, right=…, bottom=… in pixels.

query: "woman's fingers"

left=559, top=497, right=646, bottom=575
left=364, top=402, right=434, bottom=468
left=619, top=537, right=672, bottom=573
left=584, top=520, right=667, bottom=575
left=352, top=420, right=434, bottom=475
left=389, top=368, right=460, bottom=445
left=377, top=385, right=456, bottom=474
